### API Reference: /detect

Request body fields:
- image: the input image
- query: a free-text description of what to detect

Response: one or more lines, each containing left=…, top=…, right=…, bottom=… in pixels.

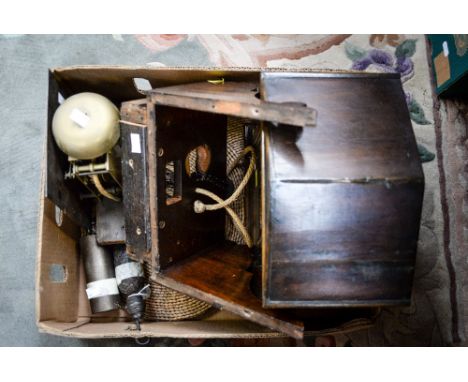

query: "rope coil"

left=194, top=146, right=256, bottom=248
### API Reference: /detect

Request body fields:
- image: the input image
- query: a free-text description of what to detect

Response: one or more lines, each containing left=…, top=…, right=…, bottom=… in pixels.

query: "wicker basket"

left=143, top=262, right=212, bottom=321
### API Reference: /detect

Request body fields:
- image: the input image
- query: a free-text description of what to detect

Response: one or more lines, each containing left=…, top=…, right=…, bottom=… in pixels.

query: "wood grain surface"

left=261, top=72, right=424, bottom=307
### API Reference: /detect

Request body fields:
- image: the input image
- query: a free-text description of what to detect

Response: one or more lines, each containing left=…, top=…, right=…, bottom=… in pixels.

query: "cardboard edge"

left=37, top=321, right=284, bottom=340
left=52, top=65, right=402, bottom=76
left=37, top=315, right=377, bottom=340
left=35, top=119, right=48, bottom=327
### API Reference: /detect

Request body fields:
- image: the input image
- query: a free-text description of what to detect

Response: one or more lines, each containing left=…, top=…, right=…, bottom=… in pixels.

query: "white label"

left=70, top=108, right=90, bottom=128
left=86, top=278, right=119, bottom=299
left=130, top=133, right=142, bottom=154
left=133, top=78, right=152, bottom=92
left=443, top=41, right=449, bottom=57
left=115, top=262, right=144, bottom=285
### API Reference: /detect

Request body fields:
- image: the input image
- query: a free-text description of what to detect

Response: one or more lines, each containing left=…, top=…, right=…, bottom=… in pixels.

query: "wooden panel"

left=151, top=81, right=316, bottom=127
left=152, top=105, right=227, bottom=270
left=96, top=199, right=125, bottom=245
left=154, top=81, right=259, bottom=102
left=269, top=261, right=414, bottom=305
left=265, top=180, right=422, bottom=306
left=261, top=72, right=425, bottom=307
left=155, top=243, right=304, bottom=339
left=46, top=70, right=91, bottom=228
left=260, top=72, right=422, bottom=180
left=120, top=100, right=151, bottom=259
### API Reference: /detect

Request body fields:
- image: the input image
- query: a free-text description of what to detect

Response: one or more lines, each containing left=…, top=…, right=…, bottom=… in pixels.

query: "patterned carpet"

left=0, top=34, right=461, bottom=346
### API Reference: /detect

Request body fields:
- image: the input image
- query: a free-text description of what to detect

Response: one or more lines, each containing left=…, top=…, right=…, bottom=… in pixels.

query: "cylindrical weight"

left=114, top=246, right=147, bottom=329
left=114, top=246, right=145, bottom=297
left=80, top=234, right=121, bottom=313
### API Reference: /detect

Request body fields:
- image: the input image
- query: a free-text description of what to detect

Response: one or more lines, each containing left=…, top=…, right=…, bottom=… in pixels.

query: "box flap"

left=150, top=81, right=316, bottom=127
left=154, top=243, right=305, bottom=339
left=53, top=66, right=261, bottom=103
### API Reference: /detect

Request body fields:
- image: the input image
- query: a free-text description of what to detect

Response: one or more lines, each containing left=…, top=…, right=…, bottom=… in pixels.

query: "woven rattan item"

left=143, top=117, right=247, bottom=321
left=143, top=262, right=212, bottom=321
left=224, top=117, right=247, bottom=244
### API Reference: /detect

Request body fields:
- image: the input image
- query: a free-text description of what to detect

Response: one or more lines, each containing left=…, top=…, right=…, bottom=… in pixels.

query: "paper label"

left=130, top=133, right=142, bottom=154
left=442, top=41, right=449, bottom=57
left=115, top=262, right=144, bottom=285
left=70, top=108, right=90, bottom=128
left=86, top=278, right=119, bottom=299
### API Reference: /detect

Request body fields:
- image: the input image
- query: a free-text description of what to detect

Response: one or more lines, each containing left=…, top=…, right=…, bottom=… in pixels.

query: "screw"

left=136, top=227, right=142, bottom=235
left=158, top=220, right=166, bottom=229
left=158, top=148, right=164, bottom=157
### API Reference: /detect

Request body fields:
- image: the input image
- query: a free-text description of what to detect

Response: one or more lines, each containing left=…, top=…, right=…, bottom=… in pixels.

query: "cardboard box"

left=36, top=66, right=378, bottom=340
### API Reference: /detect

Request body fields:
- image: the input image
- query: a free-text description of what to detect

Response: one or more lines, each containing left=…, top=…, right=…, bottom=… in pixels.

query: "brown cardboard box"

left=36, top=66, right=378, bottom=340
